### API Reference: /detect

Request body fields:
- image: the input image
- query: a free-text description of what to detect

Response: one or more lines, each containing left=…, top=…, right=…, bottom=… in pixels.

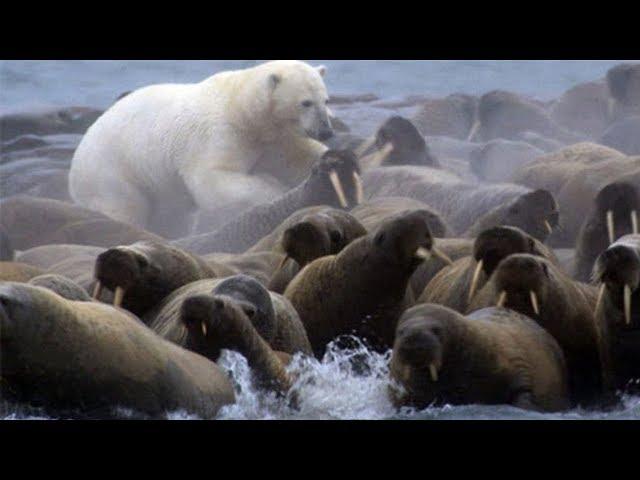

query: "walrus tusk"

left=544, top=220, right=553, bottom=235
left=467, top=119, right=481, bottom=142
left=354, top=136, right=376, bottom=157
left=632, top=210, right=638, bottom=234
left=607, top=210, right=615, bottom=244
left=595, top=283, right=606, bottom=318
left=201, top=321, right=208, bottom=337
left=429, top=363, right=438, bottom=382
left=432, top=247, right=453, bottom=266
left=497, top=290, right=507, bottom=308
left=529, top=290, right=540, bottom=315
left=113, top=286, right=125, bottom=307
left=468, top=260, right=484, bottom=303
left=278, top=255, right=290, bottom=270
left=328, top=169, right=348, bottom=208
left=92, top=281, right=103, bottom=300
left=369, top=142, right=394, bottom=168
left=352, top=171, right=364, bottom=205
left=624, top=284, right=632, bottom=325
left=415, top=247, right=431, bottom=260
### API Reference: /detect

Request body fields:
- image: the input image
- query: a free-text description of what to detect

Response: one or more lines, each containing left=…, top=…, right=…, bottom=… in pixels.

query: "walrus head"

left=92, top=242, right=163, bottom=314
left=593, top=182, right=640, bottom=245
left=366, top=116, right=439, bottom=168
left=606, top=63, right=640, bottom=115
left=490, top=253, right=555, bottom=320
left=592, top=234, right=640, bottom=327
left=304, top=149, right=363, bottom=209
left=370, top=210, right=452, bottom=273
left=502, top=189, right=559, bottom=243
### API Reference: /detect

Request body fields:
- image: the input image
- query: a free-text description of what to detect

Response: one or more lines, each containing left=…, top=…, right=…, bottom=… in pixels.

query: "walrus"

left=172, top=149, right=364, bottom=255
left=0, top=196, right=164, bottom=251
left=468, top=139, right=543, bottom=183
left=468, top=253, right=612, bottom=407
left=92, top=240, right=228, bottom=319
left=284, top=210, right=452, bottom=358
left=350, top=196, right=450, bottom=237
left=267, top=209, right=367, bottom=294
left=600, top=116, right=640, bottom=156
left=389, top=304, right=570, bottom=412
left=592, top=235, right=640, bottom=391
left=467, top=90, right=583, bottom=144
left=147, top=275, right=312, bottom=358
left=0, top=282, right=234, bottom=419
left=203, top=250, right=284, bottom=286
left=574, top=182, right=640, bottom=282
left=410, top=93, right=478, bottom=140
left=549, top=80, right=612, bottom=139
left=419, top=226, right=558, bottom=313
left=362, top=166, right=558, bottom=240
left=15, top=244, right=105, bottom=271
left=357, top=116, right=440, bottom=168
left=606, top=63, right=640, bottom=120
left=28, top=273, right=93, bottom=301
left=0, top=262, right=45, bottom=282
left=180, top=291, right=299, bottom=399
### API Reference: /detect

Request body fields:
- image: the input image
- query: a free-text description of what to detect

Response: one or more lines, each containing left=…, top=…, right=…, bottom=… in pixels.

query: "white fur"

left=69, top=60, right=331, bottom=231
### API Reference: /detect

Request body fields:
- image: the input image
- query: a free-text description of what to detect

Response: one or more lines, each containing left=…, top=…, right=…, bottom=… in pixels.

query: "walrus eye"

left=301, top=100, right=313, bottom=108
left=330, top=230, right=342, bottom=245
left=242, top=306, right=256, bottom=319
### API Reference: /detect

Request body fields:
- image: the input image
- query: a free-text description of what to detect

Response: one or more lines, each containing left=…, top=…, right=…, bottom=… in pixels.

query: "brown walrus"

left=147, top=275, right=312, bottom=358
left=410, top=94, right=478, bottom=140
left=419, top=226, right=558, bottom=313
left=0, top=282, right=234, bottom=419
left=468, top=253, right=612, bottom=407
left=92, top=240, right=222, bottom=319
left=0, top=262, right=45, bottom=282
left=266, top=209, right=367, bottom=294
left=389, top=304, right=570, bottom=412
left=284, top=210, right=452, bottom=358
left=574, top=182, right=640, bottom=282
left=0, top=196, right=163, bottom=251
left=592, top=234, right=640, bottom=392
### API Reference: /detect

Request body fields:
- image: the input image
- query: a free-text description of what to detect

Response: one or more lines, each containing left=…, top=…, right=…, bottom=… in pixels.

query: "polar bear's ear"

left=316, top=65, right=327, bottom=77
left=269, top=73, right=282, bottom=90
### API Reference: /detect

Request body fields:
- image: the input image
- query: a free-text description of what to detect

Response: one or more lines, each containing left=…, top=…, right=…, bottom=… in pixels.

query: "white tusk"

left=544, top=220, right=553, bottom=235
left=113, top=286, right=125, bottom=307
left=432, top=247, right=453, bottom=266
left=352, top=171, right=364, bottom=205
left=497, top=290, right=507, bottom=308
left=369, top=142, right=394, bottom=168
left=415, top=247, right=431, bottom=260
left=468, top=259, right=484, bottom=303
left=201, top=321, right=208, bottom=336
left=529, top=290, right=540, bottom=315
left=595, top=283, right=606, bottom=318
left=354, top=136, right=376, bottom=157
left=632, top=210, right=638, bottom=235
left=429, top=363, right=438, bottom=382
left=92, top=281, right=102, bottom=300
left=328, top=169, right=348, bottom=208
left=624, top=284, right=632, bottom=325
left=607, top=210, right=615, bottom=244
left=466, top=119, right=481, bottom=142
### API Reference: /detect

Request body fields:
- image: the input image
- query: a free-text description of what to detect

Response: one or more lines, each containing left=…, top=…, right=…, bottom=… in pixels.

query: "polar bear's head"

left=266, top=61, right=334, bottom=141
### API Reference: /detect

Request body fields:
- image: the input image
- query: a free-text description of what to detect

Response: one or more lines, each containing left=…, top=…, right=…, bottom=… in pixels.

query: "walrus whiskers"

left=466, top=119, right=481, bottom=142
left=113, top=286, right=125, bottom=307
left=529, top=290, right=540, bottom=315
left=497, top=290, right=507, bottom=308
left=468, top=260, right=484, bottom=303
left=595, top=283, right=606, bottom=318
left=429, top=363, right=438, bottom=382
left=328, top=169, right=348, bottom=208
left=607, top=210, right=615, bottom=244
left=92, top=281, right=102, bottom=300
left=632, top=210, right=638, bottom=234
left=353, top=171, right=364, bottom=205
left=624, top=284, right=632, bottom=325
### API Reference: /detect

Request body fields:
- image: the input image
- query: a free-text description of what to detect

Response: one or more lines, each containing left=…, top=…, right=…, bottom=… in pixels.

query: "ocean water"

left=0, top=60, right=636, bottom=111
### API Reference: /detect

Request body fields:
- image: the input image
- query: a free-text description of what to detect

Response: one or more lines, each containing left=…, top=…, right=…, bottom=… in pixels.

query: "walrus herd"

left=1, top=62, right=640, bottom=419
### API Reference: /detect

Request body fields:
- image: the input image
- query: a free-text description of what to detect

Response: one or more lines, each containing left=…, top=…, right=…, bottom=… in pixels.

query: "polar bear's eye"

left=301, top=100, right=313, bottom=108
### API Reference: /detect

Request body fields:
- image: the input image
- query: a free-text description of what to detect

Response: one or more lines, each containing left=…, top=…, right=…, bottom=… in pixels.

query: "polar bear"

left=69, top=60, right=334, bottom=237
